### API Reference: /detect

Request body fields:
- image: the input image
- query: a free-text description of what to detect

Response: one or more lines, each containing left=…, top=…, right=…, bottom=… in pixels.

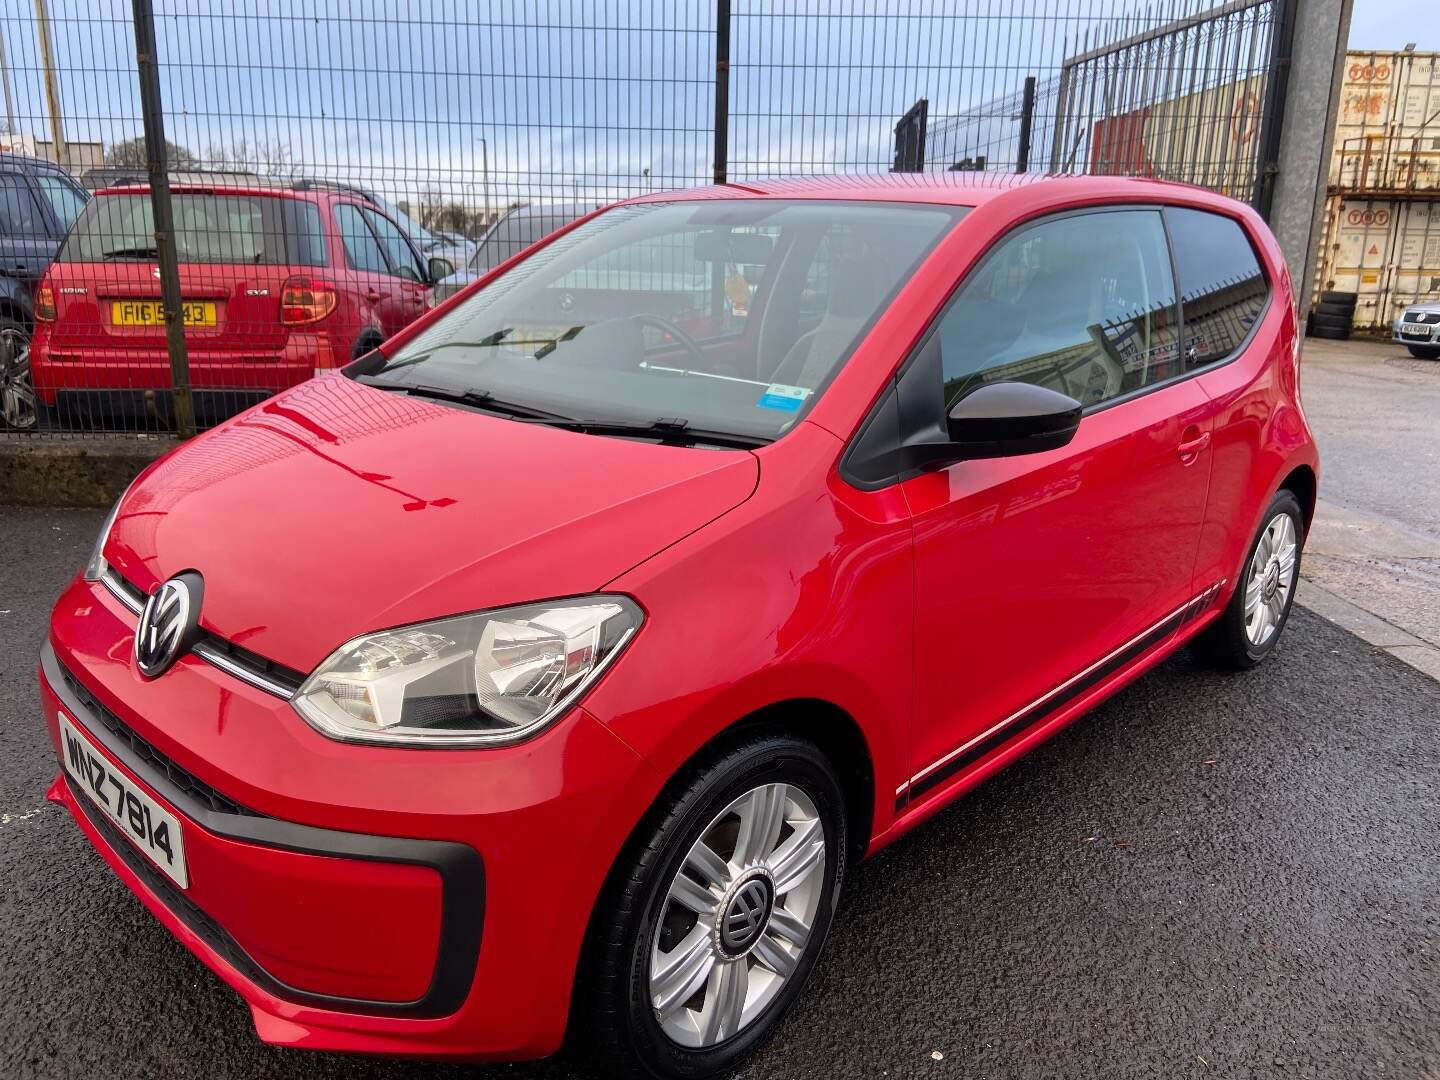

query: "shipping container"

left=1312, top=51, right=1440, bottom=328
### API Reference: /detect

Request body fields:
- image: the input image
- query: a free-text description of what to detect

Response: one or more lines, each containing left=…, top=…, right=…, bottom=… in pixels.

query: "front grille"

left=109, top=568, right=305, bottom=697
left=195, top=634, right=304, bottom=695
left=57, top=660, right=261, bottom=818
left=1404, top=311, right=1439, bottom=324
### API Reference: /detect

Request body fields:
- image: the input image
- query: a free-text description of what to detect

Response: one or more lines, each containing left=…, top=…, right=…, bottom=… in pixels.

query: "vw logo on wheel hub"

left=134, top=573, right=203, bottom=678
left=717, top=871, right=775, bottom=958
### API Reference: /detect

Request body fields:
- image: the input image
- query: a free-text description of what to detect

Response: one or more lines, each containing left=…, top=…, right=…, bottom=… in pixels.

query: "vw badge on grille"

left=134, top=575, right=199, bottom=678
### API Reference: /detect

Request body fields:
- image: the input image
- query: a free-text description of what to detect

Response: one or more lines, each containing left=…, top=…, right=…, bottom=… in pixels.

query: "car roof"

left=620, top=171, right=1241, bottom=211
left=92, top=177, right=371, bottom=201
left=0, top=151, right=71, bottom=175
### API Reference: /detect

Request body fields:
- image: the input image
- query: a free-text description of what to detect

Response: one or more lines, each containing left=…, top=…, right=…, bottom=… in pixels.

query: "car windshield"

left=369, top=200, right=962, bottom=441
left=60, top=192, right=327, bottom=265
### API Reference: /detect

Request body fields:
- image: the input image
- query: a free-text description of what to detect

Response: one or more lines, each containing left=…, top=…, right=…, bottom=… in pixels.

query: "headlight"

left=83, top=490, right=128, bottom=582
left=293, top=596, right=643, bottom=747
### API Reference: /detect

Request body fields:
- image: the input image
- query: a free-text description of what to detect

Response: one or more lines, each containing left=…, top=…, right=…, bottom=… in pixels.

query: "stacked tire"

left=1308, top=291, right=1356, bottom=340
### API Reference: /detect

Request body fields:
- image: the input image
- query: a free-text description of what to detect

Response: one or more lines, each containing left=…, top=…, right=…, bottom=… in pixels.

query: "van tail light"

left=280, top=276, right=337, bottom=325
left=35, top=284, right=56, bottom=322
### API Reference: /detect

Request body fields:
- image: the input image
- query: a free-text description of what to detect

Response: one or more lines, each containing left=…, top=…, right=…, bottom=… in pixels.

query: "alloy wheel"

left=1243, top=511, right=1297, bottom=646
left=649, top=782, right=826, bottom=1048
left=0, top=323, right=37, bottom=431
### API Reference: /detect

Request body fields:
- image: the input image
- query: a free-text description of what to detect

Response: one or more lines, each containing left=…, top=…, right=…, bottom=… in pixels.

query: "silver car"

left=1394, top=302, right=1440, bottom=359
left=433, top=204, right=588, bottom=303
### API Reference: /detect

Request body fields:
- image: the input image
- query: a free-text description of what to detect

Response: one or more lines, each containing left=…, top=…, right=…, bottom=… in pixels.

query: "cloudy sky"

left=0, top=0, right=1431, bottom=208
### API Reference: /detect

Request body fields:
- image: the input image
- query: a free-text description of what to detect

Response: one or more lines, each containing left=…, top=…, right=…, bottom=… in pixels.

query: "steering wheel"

left=628, top=313, right=707, bottom=368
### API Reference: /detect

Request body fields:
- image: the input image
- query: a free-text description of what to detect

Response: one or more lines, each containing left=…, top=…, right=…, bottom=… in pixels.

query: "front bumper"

left=1394, top=322, right=1437, bottom=345
left=42, top=574, right=657, bottom=1060
left=45, top=644, right=483, bottom=1014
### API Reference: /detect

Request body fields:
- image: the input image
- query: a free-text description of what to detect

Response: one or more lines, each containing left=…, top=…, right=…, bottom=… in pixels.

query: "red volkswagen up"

left=41, top=174, right=1317, bottom=1078
left=29, top=180, right=452, bottom=425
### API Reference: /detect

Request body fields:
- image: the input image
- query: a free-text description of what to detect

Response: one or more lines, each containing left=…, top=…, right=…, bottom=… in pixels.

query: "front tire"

left=1194, top=489, right=1304, bottom=669
left=577, top=734, right=847, bottom=1079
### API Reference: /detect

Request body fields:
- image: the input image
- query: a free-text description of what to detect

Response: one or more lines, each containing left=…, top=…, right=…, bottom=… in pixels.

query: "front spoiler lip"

left=41, top=640, right=485, bottom=1020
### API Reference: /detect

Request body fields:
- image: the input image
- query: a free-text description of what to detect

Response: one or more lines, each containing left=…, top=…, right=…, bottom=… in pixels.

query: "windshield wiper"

left=358, top=377, right=767, bottom=449
left=356, top=376, right=578, bottom=423
left=539, top=417, right=770, bottom=450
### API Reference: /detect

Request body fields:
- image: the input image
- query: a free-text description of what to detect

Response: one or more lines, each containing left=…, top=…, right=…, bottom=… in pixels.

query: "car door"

left=1163, top=207, right=1280, bottom=598
left=333, top=201, right=404, bottom=339
left=359, top=205, right=431, bottom=333
left=899, top=207, right=1217, bottom=807
left=0, top=171, right=60, bottom=305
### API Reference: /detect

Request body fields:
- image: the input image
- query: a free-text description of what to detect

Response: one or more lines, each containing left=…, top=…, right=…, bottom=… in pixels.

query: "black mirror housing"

left=944, top=381, right=1083, bottom=459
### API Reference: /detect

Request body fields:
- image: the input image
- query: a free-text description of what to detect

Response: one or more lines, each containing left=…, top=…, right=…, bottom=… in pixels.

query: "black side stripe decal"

left=895, top=585, right=1222, bottom=813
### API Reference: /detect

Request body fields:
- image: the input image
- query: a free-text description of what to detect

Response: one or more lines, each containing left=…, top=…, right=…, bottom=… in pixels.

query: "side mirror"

left=944, top=381, right=1082, bottom=459
left=428, top=256, right=456, bottom=283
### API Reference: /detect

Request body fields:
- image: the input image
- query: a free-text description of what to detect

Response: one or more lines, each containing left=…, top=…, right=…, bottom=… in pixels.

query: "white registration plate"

left=1401, top=322, right=1432, bottom=337
left=59, top=713, right=189, bottom=889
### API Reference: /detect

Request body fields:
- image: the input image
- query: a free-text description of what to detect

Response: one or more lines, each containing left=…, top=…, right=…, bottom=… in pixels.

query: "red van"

left=28, top=181, right=453, bottom=425
left=41, top=173, right=1316, bottom=1077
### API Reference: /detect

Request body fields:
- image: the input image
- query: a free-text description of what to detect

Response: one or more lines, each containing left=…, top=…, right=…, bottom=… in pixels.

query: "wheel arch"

left=719, top=698, right=875, bottom=866
left=1278, top=463, right=1316, bottom=534
left=0, top=294, right=31, bottom=328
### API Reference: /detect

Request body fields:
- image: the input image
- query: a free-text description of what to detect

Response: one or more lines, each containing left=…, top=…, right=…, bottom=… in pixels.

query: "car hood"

left=105, top=376, right=759, bottom=673
left=1400, top=303, right=1440, bottom=316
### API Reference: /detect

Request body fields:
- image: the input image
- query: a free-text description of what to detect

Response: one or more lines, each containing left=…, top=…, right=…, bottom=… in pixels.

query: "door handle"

left=365, top=289, right=384, bottom=303
left=1176, top=430, right=1211, bottom=460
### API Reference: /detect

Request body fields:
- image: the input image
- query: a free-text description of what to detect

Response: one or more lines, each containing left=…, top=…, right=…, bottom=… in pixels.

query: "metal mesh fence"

left=0, top=0, right=1287, bottom=439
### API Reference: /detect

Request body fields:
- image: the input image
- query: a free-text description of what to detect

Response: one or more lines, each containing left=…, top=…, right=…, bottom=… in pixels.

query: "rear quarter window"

left=1165, top=207, right=1269, bottom=370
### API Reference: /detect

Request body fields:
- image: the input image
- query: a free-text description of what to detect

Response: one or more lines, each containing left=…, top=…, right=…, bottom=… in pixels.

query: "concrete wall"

left=1269, top=0, right=1355, bottom=306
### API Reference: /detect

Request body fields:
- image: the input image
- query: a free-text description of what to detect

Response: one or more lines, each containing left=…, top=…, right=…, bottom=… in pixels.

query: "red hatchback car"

left=28, top=180, right=452, bottom=424
left=41, top=174, right=1317, bottom=1078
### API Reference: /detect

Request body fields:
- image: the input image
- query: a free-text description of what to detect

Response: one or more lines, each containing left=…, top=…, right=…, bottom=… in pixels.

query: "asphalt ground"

left=1, top=507, right=1436, bottom=1079
left=1299, top=338, right=1440, bottom=654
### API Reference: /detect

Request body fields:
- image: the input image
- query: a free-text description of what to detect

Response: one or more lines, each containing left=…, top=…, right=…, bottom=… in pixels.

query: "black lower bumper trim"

left=44, top=642, right=485, bottom=1019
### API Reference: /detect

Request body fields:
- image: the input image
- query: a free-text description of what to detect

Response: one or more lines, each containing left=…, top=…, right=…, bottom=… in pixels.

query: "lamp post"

left=475, top=136, right=490, bottom=229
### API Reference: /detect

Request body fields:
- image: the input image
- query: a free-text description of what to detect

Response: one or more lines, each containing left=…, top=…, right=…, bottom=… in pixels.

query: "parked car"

left=1393, top=302, right=1440, bottom=358
left=423, top=227, right=478, bottom=268
left=27, top=180, right=453, bottom=426
left=432, top=203, right=587, bottom=302
left=42, top=173, right=1316, bottom=1078
left=0, top=152, right=89, bottom=428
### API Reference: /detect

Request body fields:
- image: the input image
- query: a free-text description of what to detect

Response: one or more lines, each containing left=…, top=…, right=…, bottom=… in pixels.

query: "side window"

left=361, top=207, right=424, bottom=281
left=1165, top=207, right=1269, bottom=370
left=937, top=210, right=1181, bottom=408
left=334, top=203, right=389, bottom=275
left=32, top=174, right=88, bottom=231
left=0, top=175, right=47, bottom=237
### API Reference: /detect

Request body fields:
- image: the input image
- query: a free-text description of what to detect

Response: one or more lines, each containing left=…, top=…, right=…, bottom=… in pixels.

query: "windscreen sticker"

left=756, top=384, right=811, bottom=412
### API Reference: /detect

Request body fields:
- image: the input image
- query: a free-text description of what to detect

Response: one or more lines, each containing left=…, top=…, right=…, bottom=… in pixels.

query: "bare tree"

left=105, top=136, right=198, bottom=168
left=204, top=136, right=294, bottom=176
